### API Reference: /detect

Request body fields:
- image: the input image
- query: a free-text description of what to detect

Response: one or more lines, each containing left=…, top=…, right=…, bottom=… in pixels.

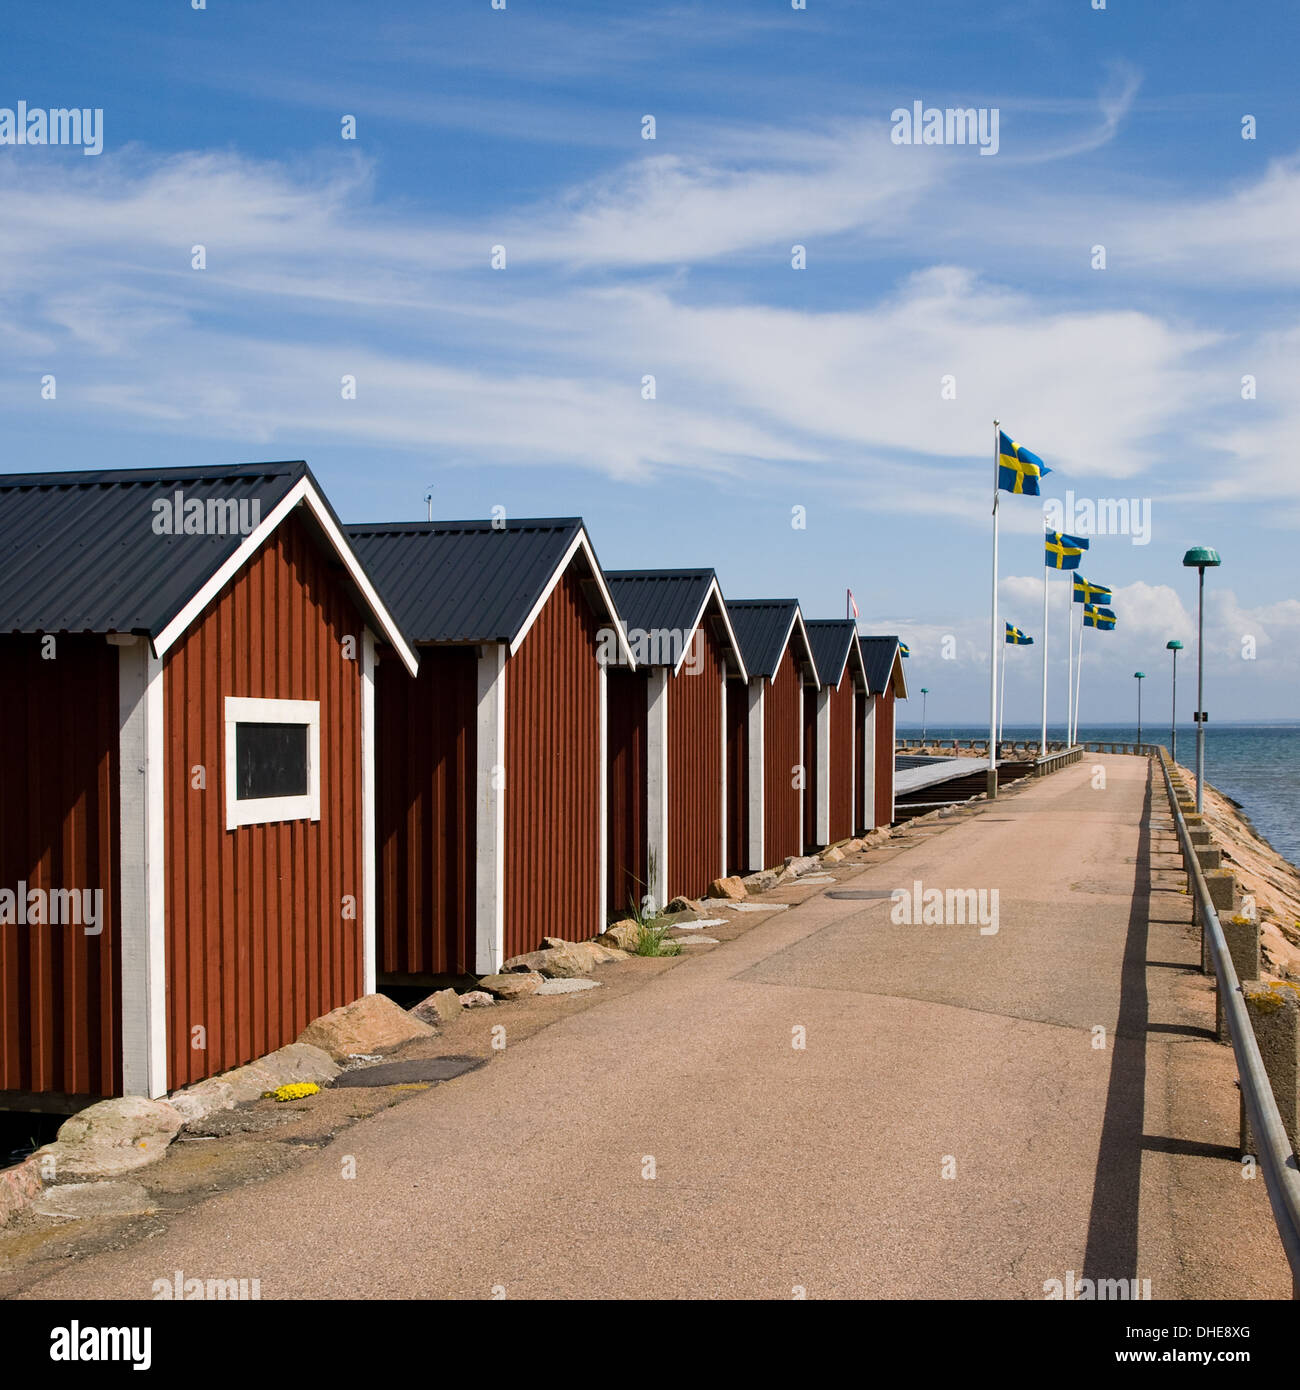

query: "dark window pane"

left=235, top=722, right=309, bottom=801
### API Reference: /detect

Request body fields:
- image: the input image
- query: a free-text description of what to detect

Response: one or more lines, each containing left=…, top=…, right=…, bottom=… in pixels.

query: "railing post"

left=1197, top=869, right=1237, bottom=972
left=1241, top=983, right=1300, bottom=1158
left=1215, top=908, right=1260, bottom=1042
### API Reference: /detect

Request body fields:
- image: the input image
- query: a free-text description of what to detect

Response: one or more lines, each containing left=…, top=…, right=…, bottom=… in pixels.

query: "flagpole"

left=1066, top=589, right=1075, bottom=747
left=998, top=633, right=1007, bottom=748
left=1073, top=603, right=1084, bottom=742
left=988, top=420, right=1000, bottom=797
left=1076, top=622, right=1085, bottom=743
left=1040, top=552, right=1050, bottom=758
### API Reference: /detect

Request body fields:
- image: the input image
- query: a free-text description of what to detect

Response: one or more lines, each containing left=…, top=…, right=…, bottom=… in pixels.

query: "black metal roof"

left=347, top=518, right=615, bottom=645
left=805, top=619, right=867, bottom=691
left=859, top=635, right=908, bottom=698
left=0, top=461, right=307, bottom=635
left=604, top=568, right=745, bottom=675
left=726, top=599, right=817, bottom=685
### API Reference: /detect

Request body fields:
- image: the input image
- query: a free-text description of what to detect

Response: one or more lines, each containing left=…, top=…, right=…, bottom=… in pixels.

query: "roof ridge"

left=0, top=461, right=306, bottom=489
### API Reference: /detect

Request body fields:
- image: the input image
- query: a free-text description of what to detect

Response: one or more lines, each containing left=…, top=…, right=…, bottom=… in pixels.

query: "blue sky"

left=4, top=0, right=1298, bottom=723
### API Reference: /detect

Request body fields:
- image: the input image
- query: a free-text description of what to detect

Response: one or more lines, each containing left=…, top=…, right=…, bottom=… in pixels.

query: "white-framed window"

left=224, top=696, right=321, bottom=830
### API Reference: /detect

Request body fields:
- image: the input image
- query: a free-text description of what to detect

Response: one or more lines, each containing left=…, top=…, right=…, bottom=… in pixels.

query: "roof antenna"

left=424, top=487, right=435, bottom=522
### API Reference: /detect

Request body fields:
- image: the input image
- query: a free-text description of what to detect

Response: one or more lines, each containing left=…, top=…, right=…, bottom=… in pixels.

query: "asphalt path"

left=16, top=755, right=1290, bottom=1299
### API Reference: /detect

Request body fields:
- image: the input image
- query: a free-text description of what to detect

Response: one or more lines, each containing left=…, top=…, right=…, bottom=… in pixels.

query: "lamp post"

left=1182, top=546, right=1221, bottom=814
left=1134, top=672, right=1145, bottom=748
left=920, top=687, right=929, bottom=743
left=1166, top=639, right=1183, bottom=764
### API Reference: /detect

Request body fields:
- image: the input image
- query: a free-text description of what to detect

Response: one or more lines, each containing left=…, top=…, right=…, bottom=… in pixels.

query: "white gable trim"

left=508, top=527, right=636, bottom=667
left=153, top=476, right=420, bottom=678
left=771, top=606, right=818, bottom=689
left=672, top=578, right=748, bottom=681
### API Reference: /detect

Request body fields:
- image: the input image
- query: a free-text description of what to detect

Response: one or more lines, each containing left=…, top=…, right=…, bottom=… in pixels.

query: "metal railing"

left=1156, top=747, right=1300, bottom=1296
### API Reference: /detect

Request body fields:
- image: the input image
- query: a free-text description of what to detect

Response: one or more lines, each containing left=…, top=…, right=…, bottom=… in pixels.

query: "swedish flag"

left=998, top=430, right=1052, bottom=496
left=899, top=643, right=910, bottom=658
left=1083, top=604, right=1116, bottom=630
left=1005, top=622, right=1033, bottom=645
left=1073, top=575, right=1112, bottom=605
left=1045, top=529, right=1089, bottom=570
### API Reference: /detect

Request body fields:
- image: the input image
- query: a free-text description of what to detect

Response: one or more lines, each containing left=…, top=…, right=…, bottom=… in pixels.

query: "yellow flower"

left=262, top=1082, right=320, bottom=1102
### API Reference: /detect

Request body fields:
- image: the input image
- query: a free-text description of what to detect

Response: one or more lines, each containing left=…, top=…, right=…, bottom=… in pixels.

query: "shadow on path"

left=1082, top=770, right=1155, bottom=1283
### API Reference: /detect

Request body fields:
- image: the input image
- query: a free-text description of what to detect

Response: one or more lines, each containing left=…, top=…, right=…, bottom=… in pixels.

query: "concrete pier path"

left=15, top=755, right=1290, bottom=1299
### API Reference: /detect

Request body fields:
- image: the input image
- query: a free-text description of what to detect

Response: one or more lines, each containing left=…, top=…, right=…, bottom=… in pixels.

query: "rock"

left=821, top=846, right=845, bottom=863
left=459, top=990, right=496, bottom=1008
left=42, top=1097, right=186, bottom=1180
left=741, top=870, right=779, bottom=894
left=706, top=876, right=747, bottom=901
left=411, top=988, right=463, bottom=1027
left=504, top=939, right=628, bottom=978
left=782, top=855, right=821, bottom=878
left=34, top=1180, right=157, bottom=1220
left=585, top=940, right=630, bottom=965
left=166, top=1079, right=237, bottom=1123
left=600, top=921, right=641, bottom=952
left=664, top=896, right=700, bottom=914
left=297, top=993, right=435, bottom=1063
left=0, top=1155, right=44, bottom=1228
left=478, top=971, right=543, bottom=1000
left=535, top=977, right=603, bottom=994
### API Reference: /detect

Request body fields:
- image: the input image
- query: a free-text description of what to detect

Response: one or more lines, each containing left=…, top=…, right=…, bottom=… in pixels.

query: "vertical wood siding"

left=724, top=676, right=749, bottom=875
left=667, top=625, right=724, bottom=899
left=853, top=691, right=868, bottom=834
left=163, top=512, right=364, bottom=1090
left=505, top=567, right=601, bottom=957
left=828, top=670, right=855, bottom=843
left=605, top=668, right=647, bottom=918
left=375, top=646, right=476, bottom=976
left=763, top=646, right=802, bottom=865
left=0, top=636, right=120, bottom=1097
left=875, top=685, right=896, bottom=827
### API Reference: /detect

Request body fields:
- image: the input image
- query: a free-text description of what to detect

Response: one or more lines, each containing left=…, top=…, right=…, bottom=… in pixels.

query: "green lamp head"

left=1166, top=639, right=1183, bottom=651
left=1182, top=546, right=1221, bottom=568
left=1134, top=671, right=1146, bottom=679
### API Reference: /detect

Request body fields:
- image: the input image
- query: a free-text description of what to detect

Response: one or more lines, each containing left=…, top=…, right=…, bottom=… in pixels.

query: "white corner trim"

left=118, top=641, right=167, bottom=1098
left=850, top=695, right=857, bottom=832
left=646, top=668, right=670, bottom=909
left=508, top=527, right=636, bottom=667
left=719, top=673, right=728, bottom=879
left=816, top=685, right=831, bottom=847
left=746, top=677, right=764, bottom=871
left=797, top=683, right=805, bottom=852
left=475, top=642, right=507, bottom=974
left=886, top=693, right=897, bottom=823
left=862, top=694, right=878, bottom=832
left=361, top=628, right=377, bottom=995
left=598, top=663, right=608, bottom=928
left=223, top=696, right=320, bottom=829
left=153, top=477, right=420, bottom=678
